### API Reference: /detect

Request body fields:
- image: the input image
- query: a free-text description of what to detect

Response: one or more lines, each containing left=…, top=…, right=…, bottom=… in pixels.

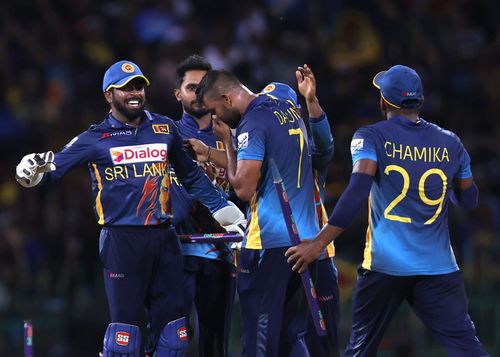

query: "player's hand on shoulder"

left=285, top=239, right=322, bottom=273
left=213, top=201, right=247, bottom=236
left=15, top=151, right=56, bottom=188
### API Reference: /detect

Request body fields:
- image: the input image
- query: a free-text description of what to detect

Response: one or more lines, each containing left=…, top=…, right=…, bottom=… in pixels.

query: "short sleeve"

left=350, top=127, right=377, bottom=165
left=455, top=146, right=472, bottom=179
left=236, top=115, right=266, bottom=161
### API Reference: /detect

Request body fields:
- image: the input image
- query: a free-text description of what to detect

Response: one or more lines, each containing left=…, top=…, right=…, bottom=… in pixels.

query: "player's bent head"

left=175, top=54, right=212, bottom=88
left=373, top=64, right=424, bottom=111
left=195, top=69, right=241, bottom=104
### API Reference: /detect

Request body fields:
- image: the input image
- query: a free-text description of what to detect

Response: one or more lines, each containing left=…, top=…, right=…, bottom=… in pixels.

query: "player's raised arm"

left=297, top=64, right=323, bottom=119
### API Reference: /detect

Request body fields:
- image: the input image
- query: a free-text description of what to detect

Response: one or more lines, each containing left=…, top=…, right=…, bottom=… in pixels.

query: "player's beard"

left=220, top=106, right=241, bottom=129
left=183, top=99, right=210, bottom=118
left=112, top=94, right=146, bottom=121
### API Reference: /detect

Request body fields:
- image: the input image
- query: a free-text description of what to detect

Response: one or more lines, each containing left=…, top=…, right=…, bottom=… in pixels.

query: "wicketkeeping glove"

left=212, top=201, right=247, bottom=236
left=15, top=151, right=56, bottom=188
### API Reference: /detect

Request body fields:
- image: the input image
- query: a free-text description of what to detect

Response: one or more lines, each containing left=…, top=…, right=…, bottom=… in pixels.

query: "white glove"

left=15, top=151, right=56, bottom=188
left=213, top=201, right=247, bottom=236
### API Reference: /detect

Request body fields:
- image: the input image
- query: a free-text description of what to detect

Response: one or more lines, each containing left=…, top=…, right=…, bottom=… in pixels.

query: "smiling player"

left=15, top=60, right=244, bottom=357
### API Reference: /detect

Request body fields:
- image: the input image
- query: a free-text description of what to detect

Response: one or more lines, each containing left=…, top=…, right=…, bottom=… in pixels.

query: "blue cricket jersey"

left=45, top=111, right=228, bottom=226
left=350, top=116, right=472, bottom=275
left=171, top=113, right=233, bottom=262
left=237, top=95, right=319, bottom=249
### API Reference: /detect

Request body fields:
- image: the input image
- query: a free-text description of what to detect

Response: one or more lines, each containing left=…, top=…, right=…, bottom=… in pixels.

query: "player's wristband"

left=328, top=172, right=373, bottom=228
left=450, top=181, right=478, bottom=210
left=206, top=146, right=212, bottom=163
left=309, top=111, right=326, bottom=123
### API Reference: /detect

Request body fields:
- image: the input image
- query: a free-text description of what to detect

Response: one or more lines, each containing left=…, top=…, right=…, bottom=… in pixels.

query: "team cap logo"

left=121, top=63, right=135, bottom=73
left=262, top=84, right=276, bottom=93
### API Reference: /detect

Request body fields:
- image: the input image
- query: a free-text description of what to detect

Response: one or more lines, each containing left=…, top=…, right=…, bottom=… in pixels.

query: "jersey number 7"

left=288, top=128, right=304, bottom=188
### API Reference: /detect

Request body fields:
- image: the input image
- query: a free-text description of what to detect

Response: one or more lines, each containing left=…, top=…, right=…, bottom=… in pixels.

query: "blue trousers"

left=238, top=247, right=315, bottom=357
left=344, top=268, right=488, bottom=357
left=183, top=256, right=236, bottom=357
left=99, top=225, right=185, bottom=355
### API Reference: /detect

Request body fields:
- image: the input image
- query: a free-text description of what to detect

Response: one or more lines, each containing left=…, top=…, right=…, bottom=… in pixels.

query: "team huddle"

left=15, top=56, right=488, bottom=357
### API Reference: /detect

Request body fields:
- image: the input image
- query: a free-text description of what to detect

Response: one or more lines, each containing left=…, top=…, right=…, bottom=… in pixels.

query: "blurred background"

left=1, top=0, right=499, bottom=355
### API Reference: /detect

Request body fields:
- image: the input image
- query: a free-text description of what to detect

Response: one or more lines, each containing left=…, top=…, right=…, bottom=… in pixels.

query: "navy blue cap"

left=261, top=82, right=301, bottom=109
left=102, top=60, right=150, bottom=92
left=373, top=65, right=423, bottom=109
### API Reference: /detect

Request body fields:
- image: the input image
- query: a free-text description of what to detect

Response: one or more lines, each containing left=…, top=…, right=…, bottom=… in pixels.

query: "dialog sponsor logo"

left=115, top=331, right=130, bottom=346
left=110, top=144, right=167, bottom=165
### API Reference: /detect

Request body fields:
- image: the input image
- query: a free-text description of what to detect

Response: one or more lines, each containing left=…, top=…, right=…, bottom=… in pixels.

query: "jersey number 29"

left=384, top=165, right=447, bottom=225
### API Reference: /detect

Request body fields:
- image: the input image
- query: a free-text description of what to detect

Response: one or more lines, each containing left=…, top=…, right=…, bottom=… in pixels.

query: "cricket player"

left=15, top=60, right=246, bottom=357
left=171, top=55, right=245, bottom=356
left=196, top=69, right=320, bottom=356
left=261, top=70, right=340, bottom=356
left=285, top=65, right=488, bottom=356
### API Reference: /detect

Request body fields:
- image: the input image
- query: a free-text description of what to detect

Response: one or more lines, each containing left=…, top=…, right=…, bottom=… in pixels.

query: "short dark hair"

left=175, top=55, right=212, bottom=88
left=195, top=69, right=241, bottom=103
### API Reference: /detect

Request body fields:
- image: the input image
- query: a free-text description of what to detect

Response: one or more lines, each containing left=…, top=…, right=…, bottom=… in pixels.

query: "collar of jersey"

left=243, top=95, right=267, bottom=117
left=106, top=112, right=148, bottom=129
left=179, top=112, right=213, bottom=133
left=391, top=115, right=428, bottom=128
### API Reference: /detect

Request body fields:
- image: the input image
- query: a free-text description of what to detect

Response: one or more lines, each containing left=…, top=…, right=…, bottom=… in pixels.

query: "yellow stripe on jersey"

left=92, top=163, right=105, bottom=225
left=321, top=196, right=336, bottom=257
left=245, top=193, right=262, bottom=249
left=362, top=195, right=373, bottom=270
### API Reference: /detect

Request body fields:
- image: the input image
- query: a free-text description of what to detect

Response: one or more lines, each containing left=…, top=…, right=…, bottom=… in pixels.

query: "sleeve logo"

left=237, top=132, right=249, bottom=150
left=350, top=138, right=364, bottom=154
left=64, top=136, right=79, bottom=149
